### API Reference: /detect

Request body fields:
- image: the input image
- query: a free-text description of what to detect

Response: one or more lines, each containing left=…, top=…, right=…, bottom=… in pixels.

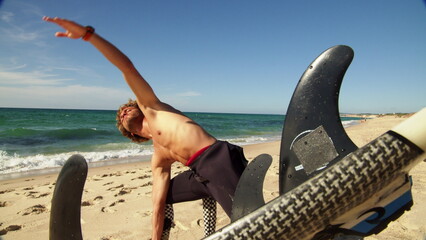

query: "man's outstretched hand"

left=43, top=16, right=88, bottom=39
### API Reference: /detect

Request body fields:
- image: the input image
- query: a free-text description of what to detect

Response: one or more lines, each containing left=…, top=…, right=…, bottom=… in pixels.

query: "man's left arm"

left=42, top=16, right=163, bottom=112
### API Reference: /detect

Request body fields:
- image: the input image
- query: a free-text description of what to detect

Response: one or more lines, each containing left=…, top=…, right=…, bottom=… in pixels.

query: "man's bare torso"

left=144, top=105, right=216, bottom=165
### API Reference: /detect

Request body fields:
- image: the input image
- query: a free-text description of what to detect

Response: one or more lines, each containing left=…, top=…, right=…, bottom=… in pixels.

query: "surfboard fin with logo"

left=279, top=45, right=358, bottom=195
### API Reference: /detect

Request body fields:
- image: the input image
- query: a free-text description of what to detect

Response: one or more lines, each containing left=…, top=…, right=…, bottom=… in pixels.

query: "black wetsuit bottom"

left=166, top=141, right=247, bottom=217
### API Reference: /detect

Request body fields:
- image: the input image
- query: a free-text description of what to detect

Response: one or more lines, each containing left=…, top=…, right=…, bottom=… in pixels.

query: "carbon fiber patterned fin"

left=279, top=45, right=358, bottom=195
left=231, top=154, right=272, bottom=222
left=50, top=154, right=87, bottom=240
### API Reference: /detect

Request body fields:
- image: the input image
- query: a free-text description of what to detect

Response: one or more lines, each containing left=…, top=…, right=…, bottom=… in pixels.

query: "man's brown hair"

left=116, top=99, right=149, bottom=143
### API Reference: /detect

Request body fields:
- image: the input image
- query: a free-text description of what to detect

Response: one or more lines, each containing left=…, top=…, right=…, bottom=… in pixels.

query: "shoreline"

left=0, top=141, right=277, bottom=181
left=1, top=115, right=425, bottom=239
left=0, top=155, right=152, bottom=181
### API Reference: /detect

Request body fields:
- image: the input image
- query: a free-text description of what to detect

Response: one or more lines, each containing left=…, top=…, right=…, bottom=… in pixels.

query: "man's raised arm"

left=43, top=17, right=160, bottom=109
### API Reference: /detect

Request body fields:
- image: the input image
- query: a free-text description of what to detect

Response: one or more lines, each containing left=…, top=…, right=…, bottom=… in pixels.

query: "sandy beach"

left=1, top=115, right=425, bottom=240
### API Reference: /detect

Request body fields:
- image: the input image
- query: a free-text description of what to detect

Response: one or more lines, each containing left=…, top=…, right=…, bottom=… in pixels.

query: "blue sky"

left=0, top=0, right=425, bottom=114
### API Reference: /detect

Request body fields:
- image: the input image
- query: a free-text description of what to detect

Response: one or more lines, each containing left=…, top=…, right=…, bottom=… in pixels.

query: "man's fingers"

left=55, top=32, right=68, bottom=37
left=42, top=16, right=59, bottom=23
left=43, top=16, right=84, bottom=39
left=55, top=32, right=80, bottom=39
left=43, top=16, right=69, bottom=28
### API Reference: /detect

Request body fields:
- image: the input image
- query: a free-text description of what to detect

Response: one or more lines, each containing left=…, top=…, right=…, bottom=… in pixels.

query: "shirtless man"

left=43, top=17, right=247, bottom=239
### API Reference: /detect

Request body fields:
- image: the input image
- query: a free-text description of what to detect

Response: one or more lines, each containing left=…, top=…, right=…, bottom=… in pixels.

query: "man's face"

left=120, top=107, right=144, bottom=133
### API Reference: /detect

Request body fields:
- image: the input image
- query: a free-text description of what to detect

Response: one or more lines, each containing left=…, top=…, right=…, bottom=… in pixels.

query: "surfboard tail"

left=391, top=108, right=426, bottom=166
left=204, top=109, right=426, bottom=240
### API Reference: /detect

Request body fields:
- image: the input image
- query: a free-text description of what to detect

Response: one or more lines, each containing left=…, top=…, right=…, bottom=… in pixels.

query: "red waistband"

left=186, top=145, right=211, bottom=166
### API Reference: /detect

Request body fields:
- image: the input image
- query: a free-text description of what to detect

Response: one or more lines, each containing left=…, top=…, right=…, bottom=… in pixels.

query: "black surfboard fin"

left=50, top=154, right=87, bottom=240
left=279, top=45, right=358, bottom=195
left=231, top=154, right=272, bottom=222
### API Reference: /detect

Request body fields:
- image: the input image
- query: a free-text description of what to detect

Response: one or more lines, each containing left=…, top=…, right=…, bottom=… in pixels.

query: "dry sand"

left=1, top=115, right=425, bottom=239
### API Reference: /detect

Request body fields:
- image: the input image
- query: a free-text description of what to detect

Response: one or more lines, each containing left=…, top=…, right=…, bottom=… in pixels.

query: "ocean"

left=0, top=108, right=361, bottom=176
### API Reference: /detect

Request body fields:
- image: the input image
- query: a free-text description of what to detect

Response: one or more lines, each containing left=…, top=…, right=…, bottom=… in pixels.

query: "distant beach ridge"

left=0, top=108, right=363, bottom=177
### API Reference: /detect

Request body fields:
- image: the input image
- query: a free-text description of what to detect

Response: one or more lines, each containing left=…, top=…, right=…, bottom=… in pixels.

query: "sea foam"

left=0, top=147, right=154, bottom=175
